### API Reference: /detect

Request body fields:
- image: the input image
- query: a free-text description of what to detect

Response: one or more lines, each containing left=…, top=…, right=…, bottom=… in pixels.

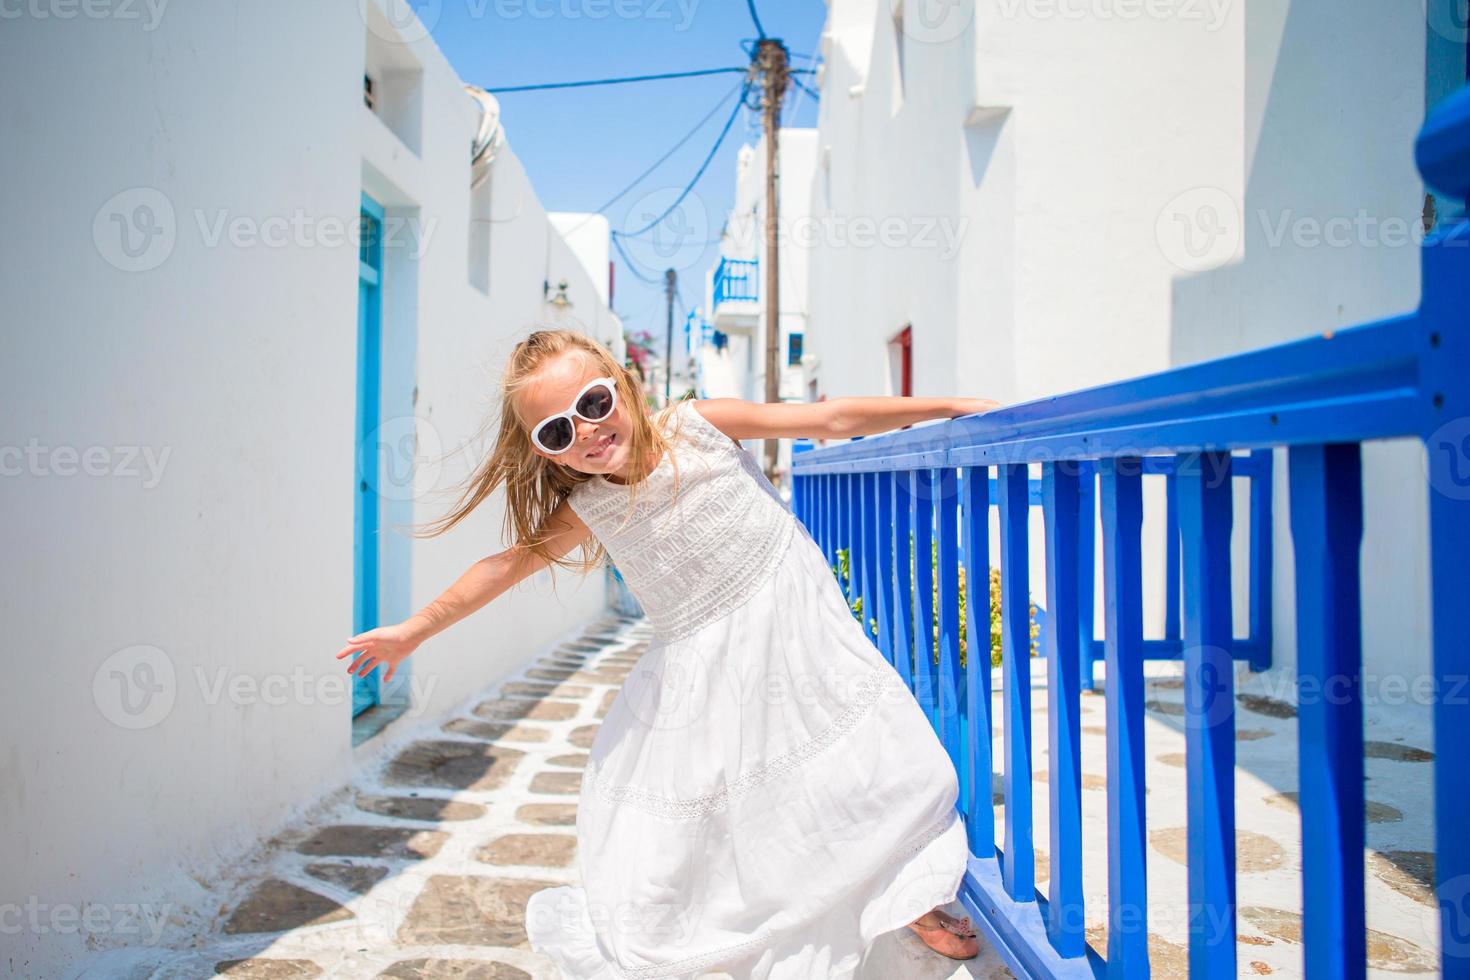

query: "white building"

left=0, top=2, right=620, bottom=975
left=801, top=0, right=1460, bottom=731
left=549, top=213, right=609, bottom=303
left=697, top=133, right=820, bottom=476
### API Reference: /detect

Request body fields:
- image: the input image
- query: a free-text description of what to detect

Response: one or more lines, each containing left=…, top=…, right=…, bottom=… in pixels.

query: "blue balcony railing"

left=790, top=86, right=1470, bottom=979
left=712, top=256, right=758, bottom=308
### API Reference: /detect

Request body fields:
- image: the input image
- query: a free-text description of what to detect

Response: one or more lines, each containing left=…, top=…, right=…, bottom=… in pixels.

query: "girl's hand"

left=949, top=397, right=1001, bottom=417
left=335, top=621, right=423, bottom=682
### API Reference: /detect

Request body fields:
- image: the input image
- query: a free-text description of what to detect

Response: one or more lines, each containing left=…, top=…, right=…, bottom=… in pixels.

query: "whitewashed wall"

left=804, top=0, right=1446, bottom=728
left=550, top=211, right=615, bottom=308
left=0, top=2, right=613, bottom=975
left=1170, top=2, right=1434, bottom=733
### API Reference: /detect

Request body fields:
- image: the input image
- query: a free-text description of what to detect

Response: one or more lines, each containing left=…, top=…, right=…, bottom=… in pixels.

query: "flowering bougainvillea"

left=624, top=329, right=658, bottom=381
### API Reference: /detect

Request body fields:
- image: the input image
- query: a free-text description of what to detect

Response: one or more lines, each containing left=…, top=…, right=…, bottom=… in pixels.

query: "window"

left=787, top=332, right=804, bottom=366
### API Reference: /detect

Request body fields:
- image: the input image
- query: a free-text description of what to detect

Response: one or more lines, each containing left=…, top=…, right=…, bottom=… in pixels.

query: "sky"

left=425, top=0, right=827, bottom=356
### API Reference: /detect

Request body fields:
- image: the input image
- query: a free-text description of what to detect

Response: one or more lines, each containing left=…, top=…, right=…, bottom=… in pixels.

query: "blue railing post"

left=828, top=473, right=839, bottom=569
left=1078, top=468, right=1099, bottom=690
left=1416, top=87, right=1470, bottom=980
left=1425, top=459, right=1470, bottom=980
left=961, top=465, right=995, bottom=861
left=859, top=471, right=880, bottom=644
left=1100, top=458, right=1148, bottom=977
left=1041, top=462, right=1085, bottom=956
left=1247, top=449, right=1275, bottom=672
left=822, top=473, right=835, bottom=567
left=1289, top=443, right=1366, bottom=980
left=811, top=472, right=822, bottom=551
left=852, top=470, right=867, bottom=616
left=936, top=467, right=964, bottom=776
left=912, top=468, right=940, bottom=727
left=892, top=470, right=916, bottom=691
left=1165, top=472, right=1182, bottom=643
left=875, top=472, right=897, bottom=669
left=846, top=473, right=858, bottom=602
left=1176, top=451, right=1238, bottom=977
left=997, top=464, right=1035, bottom=903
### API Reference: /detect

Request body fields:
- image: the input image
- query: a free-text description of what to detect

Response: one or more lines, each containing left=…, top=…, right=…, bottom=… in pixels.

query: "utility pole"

left=755, top=38, right=790, bottom=484
left=663, top=267, right=676, bottom=405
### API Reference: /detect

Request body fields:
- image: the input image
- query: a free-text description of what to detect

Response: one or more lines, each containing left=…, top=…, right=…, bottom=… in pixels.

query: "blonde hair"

left=418, top=328, right=687, bottom=577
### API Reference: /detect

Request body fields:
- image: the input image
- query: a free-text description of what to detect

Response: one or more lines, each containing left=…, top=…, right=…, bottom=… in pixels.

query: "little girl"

left=337, top=329, right=998, bottom=979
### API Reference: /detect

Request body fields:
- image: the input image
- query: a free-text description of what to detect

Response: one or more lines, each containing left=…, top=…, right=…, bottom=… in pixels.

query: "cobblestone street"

left=69, top=614, right=1442, bottom=979
left=75, top=616, right=1003, bottom=979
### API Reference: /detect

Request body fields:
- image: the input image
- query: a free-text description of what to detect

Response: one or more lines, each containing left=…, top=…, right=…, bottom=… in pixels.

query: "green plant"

left=832, top=538, right=1038, bottom=671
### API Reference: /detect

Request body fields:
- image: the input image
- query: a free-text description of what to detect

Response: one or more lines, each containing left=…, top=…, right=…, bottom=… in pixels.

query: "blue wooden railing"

left=712, top=256, right=758, bottom=308
left=790, top=87, right=1470, bottom=979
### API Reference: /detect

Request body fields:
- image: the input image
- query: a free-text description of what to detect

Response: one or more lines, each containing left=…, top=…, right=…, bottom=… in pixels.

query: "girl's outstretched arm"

left=693, top=394, right=1000, bottom=443
left=334, top=499, right=591, bottom=681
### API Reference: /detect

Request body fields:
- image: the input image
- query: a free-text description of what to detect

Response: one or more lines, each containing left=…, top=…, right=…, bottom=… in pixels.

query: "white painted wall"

left=0, top=2, right=614, bottom=974
left=1167, top=0, right=1435, bottom=732
left=802, top=0, right=1446, bottom=729
left=550, top=211, right=614, bottom=308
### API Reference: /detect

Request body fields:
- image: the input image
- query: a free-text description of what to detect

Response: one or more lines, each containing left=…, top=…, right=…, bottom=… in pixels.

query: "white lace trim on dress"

left=569, top=400, right=799, bottom=644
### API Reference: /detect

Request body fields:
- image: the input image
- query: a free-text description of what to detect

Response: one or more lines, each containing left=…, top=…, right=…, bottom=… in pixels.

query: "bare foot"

left=907, top=907, right=980, bottom=959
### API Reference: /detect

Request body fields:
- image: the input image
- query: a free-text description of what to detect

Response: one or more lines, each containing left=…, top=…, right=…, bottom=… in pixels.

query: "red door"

left=891, top=325, right=913, bottom=396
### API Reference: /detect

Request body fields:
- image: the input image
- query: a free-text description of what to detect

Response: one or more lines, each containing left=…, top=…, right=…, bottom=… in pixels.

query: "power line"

left=487, top=66, right=747, bottom=93
left=787, top=51, right=820, bottom=105
left=592, top=82, right=743, bottom=216
left=614, top=82, right=751, bottom=239
left=553, top=82, right=746, bottom=244
left=610, top=232, right=667, bottom=286
left=745, top=0, right=766, bottom=39
left=604, top=76, right=756, bottom=294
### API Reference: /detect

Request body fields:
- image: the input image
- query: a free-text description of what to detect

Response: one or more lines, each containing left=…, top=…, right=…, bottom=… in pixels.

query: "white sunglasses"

left=530, top=376, right=619, bottom=455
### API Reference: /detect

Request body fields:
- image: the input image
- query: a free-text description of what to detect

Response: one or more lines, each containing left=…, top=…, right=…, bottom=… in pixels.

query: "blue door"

left=353, top=194, right=384, bottom=717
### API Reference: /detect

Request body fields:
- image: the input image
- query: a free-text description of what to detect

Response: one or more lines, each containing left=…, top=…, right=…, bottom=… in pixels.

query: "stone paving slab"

left=69, top=611, right=1438, bottom=979
left=71, top=615, right=998, bottom=979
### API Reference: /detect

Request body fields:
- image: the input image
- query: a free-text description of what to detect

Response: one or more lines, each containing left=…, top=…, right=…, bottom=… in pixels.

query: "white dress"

left=525, top=399, right=969, bottom=980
